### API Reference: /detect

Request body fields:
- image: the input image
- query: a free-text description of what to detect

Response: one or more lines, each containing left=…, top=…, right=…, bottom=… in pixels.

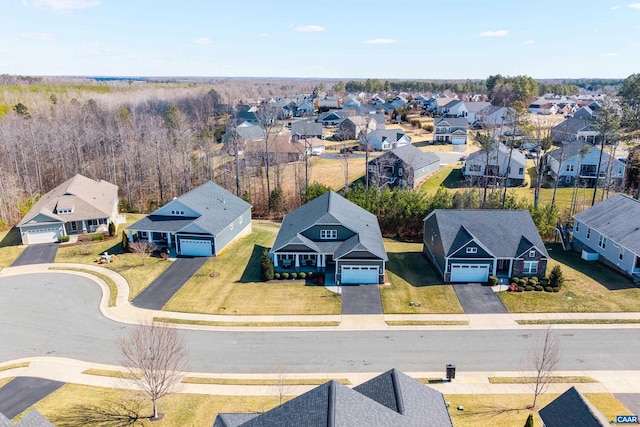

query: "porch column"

left=295, top=254, right=300, bottom=268
left=508, top=260, right=513, bottom=278
left=82, top=220, right=87, bottom=233
left=320, top=254, right=325, bottom=268
left=273, top=254, right=278, bottom=267
left=147, top=232, right=152, bottom=242
left=492, top=259, right=497, bottom=277
left=127, top=230, right=132, bottom=240
left=166, top=233, right=172, bottom=247
left=316, top=253, right=320, bottom=267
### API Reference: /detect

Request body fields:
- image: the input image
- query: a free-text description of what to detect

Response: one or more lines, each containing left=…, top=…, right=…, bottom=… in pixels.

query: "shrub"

left=511, top=277, right=520, bottom=284
left=535, top=285, right=543, bottom=291
left=260, top=250, right=274, bottom=281
left=487, top=275, right=498, bottom=286
left=59, top=235, right=70, bottom=243
left=527, top=278, right=538, bottom=287
left=108, top=221, right=116, bottom=237
left=291, top=272, right=298, bottom=280
left=422, top=124, right=434, bottom=132
left=529, top=276, right=538, bottom=283
left=282, top=272, right=289, bottom=279
left=549, top=265, right=564, bottom=288
left=518, top=279, right=527, bottom=287
left=299, top=272, right=306, bottom=279
left=510, top=282, right=517, bottom=288
left=544, top=286, right=554, bottom=292
left=274, top=273, right=280, bottom=280
left=525, top=285, right=534, bottom=291
left=80, top=233, right=104, bottom=242
left=552, top=287, right=560, bottom=292
left=121, top=231, right=129, bottom=252
left=540, top=277, right=550, bottom=286
left=517, top=286, right=525, bottom=292
left=307, top=271, right=313, bottom=278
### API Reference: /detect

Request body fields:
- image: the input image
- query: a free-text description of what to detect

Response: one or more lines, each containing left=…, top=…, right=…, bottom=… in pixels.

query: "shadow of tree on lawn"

left=237, top=244, right=267, bottom=283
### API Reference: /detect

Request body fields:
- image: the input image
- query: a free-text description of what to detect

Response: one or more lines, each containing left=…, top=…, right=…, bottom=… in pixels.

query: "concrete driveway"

left=453, top=283, right=508, bottom=314
left=0, top=377, right=65, bottom=418
left=10, top=243, right=58, bottom=266
left=615, top=394, right=640, bottom=416
left=341, top=285, right=383, bottom=315
left=132, top=256, right=209, bottom=310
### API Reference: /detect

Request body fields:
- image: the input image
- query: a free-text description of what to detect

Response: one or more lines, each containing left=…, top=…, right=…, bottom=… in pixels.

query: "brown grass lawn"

left=18, top=384, right=283, bottom=427
left=499, top=243, right=640, bottom=313
left=381, top=239, right=463, bottom=314
left=446, top=393, right=628, bottom=427
left=0, top=227, right=25, bottom=267
left=163, top=221, right=341, bottom=315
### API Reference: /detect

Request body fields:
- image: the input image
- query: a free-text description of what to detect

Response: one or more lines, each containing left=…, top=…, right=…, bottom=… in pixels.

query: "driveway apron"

left=341, top=285, right=383, bottom=315
left=132, top=256, right=208, bottom=310
left=453, top=283, right=508, bottom=314
left=0, top=377, right=65, bottom=419
left=10, top=243, right=58, bottom=266
left=615, top=394, right=640, bottom=416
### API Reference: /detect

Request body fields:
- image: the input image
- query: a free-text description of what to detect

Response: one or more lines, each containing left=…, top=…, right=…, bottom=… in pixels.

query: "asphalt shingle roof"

left=538, top=387, right=610, bottom=427
left=573, top=193, right=640, bottom=254
left=427, top=209, right=549, bottom=258
left=271, top=191, right=387, bottom=261
left=435, top=117, right=468, bottom=127
left=0, top=410, right=55, bottom=427
left=383, top=144, right=440, bottom=169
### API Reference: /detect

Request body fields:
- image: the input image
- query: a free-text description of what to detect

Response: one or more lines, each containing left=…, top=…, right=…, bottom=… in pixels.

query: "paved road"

left=453, top=283, right=508, bottom=314
left=132, top=257, right=209, bottom=310
left=341, top=285, right=383, bottom=315
left=3, top=273, right=640, bottom=374
left=0, top=377, right=65, bottom=418
left=10, top=243, right=58, bottom=266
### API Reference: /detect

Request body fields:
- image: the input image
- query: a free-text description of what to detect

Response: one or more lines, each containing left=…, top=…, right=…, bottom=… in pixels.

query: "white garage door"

left=179, top=239, right=212, bottom=257
left=341, top=265, right=379, bottom=284
left=450, top=264, right=490, bottom=283
left=26, top=228, right=60, bottom=244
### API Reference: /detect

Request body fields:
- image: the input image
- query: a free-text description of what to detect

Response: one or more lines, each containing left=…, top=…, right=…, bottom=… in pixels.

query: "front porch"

left=64, top=218, right=109, bottom=235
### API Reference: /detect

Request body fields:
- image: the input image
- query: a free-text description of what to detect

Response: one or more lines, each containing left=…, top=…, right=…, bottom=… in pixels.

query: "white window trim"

left=619, top=247, right=625, bottom=260
left=529, top=250, right=536, bottom=258
left=523, top=261, right=538, bottom=275
left=320, top=229, right=337, bottom=240
left=466, top=247, right=477, bottom=254
left=598, top=235, right=607, bottom=249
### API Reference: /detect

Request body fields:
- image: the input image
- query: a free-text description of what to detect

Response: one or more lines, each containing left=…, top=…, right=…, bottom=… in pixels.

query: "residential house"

left=441, top=99, right=466, bottom=117
left=126, top=181, right=251, bottom=257
left=290, top=120, right=323, bottom=142
left=428, top=97, right=458, bottom=115
left=367, top=144, right=440, bottom=189
left=476, top=105, right=514, bottom=128
left=318, top=110, right=353, bottom=127
left=244, top=136, right=307, bottom=165
left=0, top=409, right=55, bottom=427
left=270, top=191, right=387, bottom=285
left=545, top=141, right=626, bottom=187
left=213, top=369, right=453, bottom=427
left=463, top=101, right=492, bottom=125
left=316, top=96, right=340, bottom=110
left=222, top=122, right=266, bottom=146
left=338, top=114, right=384, bottom=140
left=572, top=193, right=640, bottom=281
left=433, top=117, right=468, bottom=145
left=18, top=174, right=120, bottom=244
left=362, top=129, right=411, bottom=151
left=298, top=137, right=326, bottom=156
left=550, top=118, right=599, bottom=144
left=538, top=387, right=610, bottom=427
left=294, top=101, right=315, bottom=117
left=463, top=142, right=527, bottom=187
left=572, top=106, right=596, bottom=120
left=423, top=209, right=549, bottom=282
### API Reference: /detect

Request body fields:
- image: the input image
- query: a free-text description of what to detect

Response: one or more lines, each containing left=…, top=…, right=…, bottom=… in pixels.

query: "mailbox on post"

left=446, top=364, right=456, bottom=381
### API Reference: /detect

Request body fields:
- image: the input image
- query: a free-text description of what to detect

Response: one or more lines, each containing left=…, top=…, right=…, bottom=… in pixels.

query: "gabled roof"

left=463, top=101, right=492, bottom=113
left=550, top=118, right=593, bottom=142
left=290, top=120, right=322, bottom=136
left=376, top=144, right=440, bottom=170
left=271, top=191, right=387, bottom=261
left=435, top=117, right=468, bottom=127
left=213, top=369, right=452, bottom=427
left=18, top=174, right=117, bottom=226
left=547, top=140, right=594, bottom=162
left=467, top=142, right=526, bottom=165
left=127, top=181, right=251, bottom=237
left=426, top=210, right=549, bottom=259
left=364, top=129, right=409, bottom=145
left=538, top=387, right=610, bottom=427
left=0, top=409, right=55, bottom=427
left=573, top=193, right=640, bottom=254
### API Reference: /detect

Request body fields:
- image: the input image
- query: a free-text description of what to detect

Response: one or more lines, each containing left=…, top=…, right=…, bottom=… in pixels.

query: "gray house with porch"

left=270, top=191, right=387, bottom=285
left=126, top=181, right=251, bottom=257
left=423, top=210, right=548, bottom=283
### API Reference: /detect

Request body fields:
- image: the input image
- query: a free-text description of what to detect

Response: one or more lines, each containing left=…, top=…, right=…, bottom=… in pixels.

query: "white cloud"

left=601, top=52, right=618, bottom=57
left=479, top=30, right=508, bottom=37
left=629, top=3, right=640, bottom=9
left=523, top=39, right=535, bottom=44
left=293, top=25, right=325, bottom=32
left=20, top=32, right=55, bottom=41
left=194, top=37, right=213, bottom=45
left=364, top=38, right=397, bottom=44
left=611, top=5, right=621, bottom=9
left=22, top=0, right=101, bottom=11
left=259, top=32, right=270, bottom=37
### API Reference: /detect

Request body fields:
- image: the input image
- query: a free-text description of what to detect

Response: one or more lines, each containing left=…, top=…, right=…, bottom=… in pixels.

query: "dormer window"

left=529, top=250, right=536, bottom=258
left=171, top=210, right=185, bottom=215
left=57, top=208, right=73, bottom=215
left=466, top=247, right=477, bottom=254
left=320, top=229, right=337, bottom=240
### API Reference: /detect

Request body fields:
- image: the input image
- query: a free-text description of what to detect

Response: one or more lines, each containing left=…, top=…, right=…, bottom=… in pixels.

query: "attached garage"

left=24, top=227, right=61, bottom=244
left=450, top=263, right=490, bottom=283
left=179, top=239, right=212, bottom=257
left=341, top=265, right=379, bottom=285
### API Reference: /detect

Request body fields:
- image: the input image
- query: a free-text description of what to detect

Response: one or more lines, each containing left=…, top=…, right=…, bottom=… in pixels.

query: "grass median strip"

left=517, top=319, right=640, bottom=325
left=488, top=376, right=596, bottom=384
left=0, top=362, right=30, bottom=372
left=386, top=320, right=469, bottom=326
left=181, top=377, right=352, bottom=386
left=82, top=368, right=140, bottom=380
left=49, top=267, right=118, bottom=307
left=153, top=317, right=340, bottom=328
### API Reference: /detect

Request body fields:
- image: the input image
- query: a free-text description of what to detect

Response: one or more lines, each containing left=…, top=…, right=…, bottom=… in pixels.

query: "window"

left=566, top=164, right=574, bottom=172
left=139, top=231, right=148, bottom=238
left=466, top=247, right=477, bottom=254
left=575, top=222, right=579, bottom=232
left=398, top=167, right=403, bottom=177
left=518, top=167, right=524, bottom=175
left=523, top=261, right=538, bottom=274
left=320, top=229, right=337, bottom=240
left=529, top=250, right=536, bottom=258
left=469, top=164, right=482, bottom=172
left=586, top=228, right=591, bottom=239
left=598, top=235, right=607, bottom=249
left=171, top=210, right=185, bottom=215
left=619, top=247, right=625, bottom=261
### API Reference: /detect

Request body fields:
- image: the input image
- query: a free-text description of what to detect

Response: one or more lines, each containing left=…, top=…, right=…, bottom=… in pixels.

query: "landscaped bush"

left=517, top=286, right=525, bottom=292
left=422, top=124, right=434, bottom=132
left=282, top=272, right=289, bottom=279
left=541, top=277, right=550, bottom=286
left=527, top=278, right=538, bottom=287
left=274, top=273, right=280, bottom=280
left=299, top=272, right=306, bottom=279
left=552, top=287, right=560, bottom=292
left=518, top=279, right=527, bottom=287
left=108, top=221, right=116, bottom=237
left=529, top=276, right=538, bottom=283
left=510, top=282, right=517, bottom=288
left=544, top=286, right=553, bottom=292
left=525, top=285, right=534, bottom=291
left=535, top=285, right=543, bottom=291
left=549, top=265, right=564, bottom=288
left=487, top=275, right=498, bottom=286
left=291, top=272, right=298, bottom=280
left=511, top=277, right=520, bottom=284
left=260, top=249, right=274, bottom=281
left=307, top=271, right=313, bottom=278
left=58, top=235, right=70, bottom=243
left=80, top=233, right=104, bottom=242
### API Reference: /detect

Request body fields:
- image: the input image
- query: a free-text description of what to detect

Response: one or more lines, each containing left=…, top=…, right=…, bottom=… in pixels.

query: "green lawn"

left=0, top=227, right=25, bottom=267
left=381, top=239, right=463, bottom=314
left=163, top=221, right=341, bottom=315
left=499, top=243, right=640, bottom=313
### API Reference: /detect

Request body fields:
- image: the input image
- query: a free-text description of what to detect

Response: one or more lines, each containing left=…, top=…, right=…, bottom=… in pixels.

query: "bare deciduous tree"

left=128, top=240, right=157, bottom=266
left=525, top=326, right=560, bottom=408
left=271, top=360, right=293, bottom=405
left=118, top=322, right=189, bottom=420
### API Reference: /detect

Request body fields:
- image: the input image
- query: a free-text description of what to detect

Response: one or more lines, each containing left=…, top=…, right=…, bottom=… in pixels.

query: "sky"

left=1, top=0, right=639, bottom=80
